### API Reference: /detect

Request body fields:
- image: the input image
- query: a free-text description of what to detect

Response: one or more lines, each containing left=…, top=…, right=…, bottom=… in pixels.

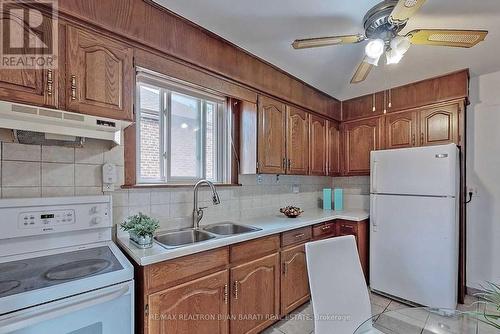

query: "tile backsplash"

left=332, top=176, right=370, bottom=210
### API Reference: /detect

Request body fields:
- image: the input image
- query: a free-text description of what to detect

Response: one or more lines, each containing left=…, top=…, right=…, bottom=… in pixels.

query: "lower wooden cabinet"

left=148, top=270, right=229, bottom=334
left=230, top=253, right=280, bottom=334
left=280, top=244, right=309, bottom=315
left=336, top=220, right=369, bottom=281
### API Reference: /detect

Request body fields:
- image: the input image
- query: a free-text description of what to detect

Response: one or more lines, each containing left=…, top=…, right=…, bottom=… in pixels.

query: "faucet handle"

left=198, top=206, right=208, bottom=210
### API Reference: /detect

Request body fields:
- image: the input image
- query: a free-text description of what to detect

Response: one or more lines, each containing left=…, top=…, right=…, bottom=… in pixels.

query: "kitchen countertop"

left=116, top=208, right=369, bottom=266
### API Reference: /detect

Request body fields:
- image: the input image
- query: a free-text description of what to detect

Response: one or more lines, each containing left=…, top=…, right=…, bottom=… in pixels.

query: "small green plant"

left=120, top=212, right=159, bottom=238
left=474, top=282, right=500, bottom=330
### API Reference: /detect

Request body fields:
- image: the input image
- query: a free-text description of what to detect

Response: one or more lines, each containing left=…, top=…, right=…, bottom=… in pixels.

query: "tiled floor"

left=263, top=293, right=499, bottom=334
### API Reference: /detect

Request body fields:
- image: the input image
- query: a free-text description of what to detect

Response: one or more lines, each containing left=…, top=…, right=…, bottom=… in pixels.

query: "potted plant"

left=474, top=282, right=500, bottom=330
left=120, top=212, right=159, bottom=249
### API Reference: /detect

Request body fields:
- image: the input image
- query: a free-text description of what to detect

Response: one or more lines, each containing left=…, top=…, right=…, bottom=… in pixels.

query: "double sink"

left=155, top=222, right=262, bottom=249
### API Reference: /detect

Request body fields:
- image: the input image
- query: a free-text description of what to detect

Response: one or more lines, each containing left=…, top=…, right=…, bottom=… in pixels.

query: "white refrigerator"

left=370, top=143, right=459, bottom=309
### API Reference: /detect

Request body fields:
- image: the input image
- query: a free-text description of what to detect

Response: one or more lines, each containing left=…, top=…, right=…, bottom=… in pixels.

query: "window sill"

left=121, top=183, right=242, bottom=189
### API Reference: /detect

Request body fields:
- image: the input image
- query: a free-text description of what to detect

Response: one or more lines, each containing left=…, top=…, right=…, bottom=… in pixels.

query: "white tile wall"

left=332, top=176, right=371, bottom=210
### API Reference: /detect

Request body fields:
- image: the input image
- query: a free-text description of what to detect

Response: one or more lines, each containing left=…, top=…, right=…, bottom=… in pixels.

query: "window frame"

left=135, top=70, right=230, bottom=185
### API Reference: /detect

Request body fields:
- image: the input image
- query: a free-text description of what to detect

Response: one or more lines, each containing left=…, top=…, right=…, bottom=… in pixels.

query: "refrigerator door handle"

left=372, top=196, right=378, bottom=232
left=372, top=160, right=378, bottom=193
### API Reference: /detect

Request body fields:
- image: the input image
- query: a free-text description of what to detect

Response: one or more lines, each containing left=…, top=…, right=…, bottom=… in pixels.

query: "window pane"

left=170, top=93, right=202, bottom=178
left=205, top=102, right=217, bottom=180
left=139, top=85, right=162, bottom=180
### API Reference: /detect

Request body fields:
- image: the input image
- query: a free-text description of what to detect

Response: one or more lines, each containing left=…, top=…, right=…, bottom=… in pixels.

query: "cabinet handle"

left=223, top=284, right=228, bottom=304
left=287, top=159, right=291, bottom=169
left=46, top=69, right=53, bottom=96
left=70, top=75, right=77, bottom=100
left=420, top=133, right=424, bottom=144
left=233, top=281, right=239, bottom=300
left=412, top=134, right=416, bottom=146
left=321, top=225, right=331, bottom=231
left=294, top=233, right=305, bottom=238
left=282, top=263, right=287, bottom=276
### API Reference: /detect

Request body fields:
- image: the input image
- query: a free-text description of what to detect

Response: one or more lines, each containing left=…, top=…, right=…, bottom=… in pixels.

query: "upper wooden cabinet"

left=66, top=26, right=134, bottom=121
left=327, top=121, right=342, bottom=176
left=148, top=270, right=229, bottom=334
left=419, top=102, right=460, bottom=147
left=387, top=70, right=468, bottom=113
left=257, top=96, right=287, bottom=174
left=343, top=117, right=383, bottom=176
left=384, top=111, right=418, bottom=149
left=0, top=14, right=57, bottom=107
left=286, top=106, right=309, bottom=175
left=230, top=253, right=280, bottom=334
left=341, top=92, right=385, bottom=121
left=309, top=115, right=327, bottom=176
left=281, top=244, right=309, bottom=315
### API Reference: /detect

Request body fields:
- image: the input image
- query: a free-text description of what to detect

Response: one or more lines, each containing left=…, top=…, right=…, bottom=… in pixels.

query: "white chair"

left=305, top=235, right=381, bottom=334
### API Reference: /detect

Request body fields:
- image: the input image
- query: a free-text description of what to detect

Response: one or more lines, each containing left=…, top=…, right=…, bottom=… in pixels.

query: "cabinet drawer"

left=312, top=221, right=336, bottom=240
left=281, top=227, right=312, bottom=247
left=146, top=247, right=229, bottom=293
left=337, top=222, right=358, bottom=236
left=230, top=235, right=280, bottom=263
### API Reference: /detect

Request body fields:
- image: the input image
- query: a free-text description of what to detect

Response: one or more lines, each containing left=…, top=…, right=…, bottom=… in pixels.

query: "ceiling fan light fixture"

left=390, top=36, right=411, bottom=54
left=365, top=38, right=385, bottom=59
left=365, top=54, right=381, bottom=66
left=386, top=49, right=404, bottom=64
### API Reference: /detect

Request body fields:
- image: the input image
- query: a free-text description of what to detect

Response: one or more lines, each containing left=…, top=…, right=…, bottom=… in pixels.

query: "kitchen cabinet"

left=419, top=103, right=460, bottom=147
left=327, top=121, right=342, bottom=176
left=286, top=106, right=309, bottom=175
left=312, top=221, right=336, bottom=240
left=336, top=220, right=369, bottom=281
left=341, top=92, right=385, bottom=121
left=148, top=270, right=229, bottom=334
left=342, top=117, right=383, bottom=176
left=309, top=114, right=327, bottom=175
left=384, top=110, right=418, bottom=149
left=230, top=253, right=280, bottom=334
left=66, top=25, right=134, bottom=121
left=257, top=95, right=287, bottom=174
left=281, top=244, right=309, bottom=315
left=0, top=14, right=57, bottom=107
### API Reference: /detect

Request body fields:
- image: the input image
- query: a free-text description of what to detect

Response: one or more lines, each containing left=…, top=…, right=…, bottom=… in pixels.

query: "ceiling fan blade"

left=407, top=29, right=488, bottom=48
left=350, top=58, right=373, bottom=84
left=292, top=34, right=365, bottom=49
left=389, top=0, right=427, bottom=24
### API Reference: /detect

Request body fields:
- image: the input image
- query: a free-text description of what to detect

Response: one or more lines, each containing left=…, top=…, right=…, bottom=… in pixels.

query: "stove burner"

left=45, top=259, right=112, bottom=281
left=0, top=280, right=21, bottom=295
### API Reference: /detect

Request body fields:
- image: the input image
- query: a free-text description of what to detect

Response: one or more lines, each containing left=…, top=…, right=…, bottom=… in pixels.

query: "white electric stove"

left=0, top=196, right=134, bottom=334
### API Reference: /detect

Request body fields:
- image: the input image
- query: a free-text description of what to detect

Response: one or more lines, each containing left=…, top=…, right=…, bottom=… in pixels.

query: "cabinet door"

left=66, top=26, right=133, bottom=121
left=281, top=244, right=309, bottom=315
left=148, top=270, right=229, bottom=334
left=336, top=220, right=369, bottom=281
left=230, top=253, right=280, bottom=334
left=0, top=13, right=57, bottom=107
left=384, top=111, right=418, bottom=149
left=309, top=115, right=327, bottom=175
left=419, top=103, right=459, bottom=146
left=327, top=121, right=341, bottom=176
left=257, top=96, right=286, bottom=174
left=286, top=106, right=309, bottom=175
left=342, top=92, right=385, bottom=121
left=343, top=117, right=382, bottom=175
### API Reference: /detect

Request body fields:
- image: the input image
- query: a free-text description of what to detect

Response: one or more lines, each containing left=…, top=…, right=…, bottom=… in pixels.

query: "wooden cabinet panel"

left=257, top=95, right=286, bottom=174
left=309, top=115, right=327, bottom=175
left=66, top=25, right=133, bottom=120
left=384, top=111, right=418, bottom=149
left=327, top=121, right=342, bottom=176
left=281, top=227, right=312, bottom=247
left=343, top=117, right=383, bottom=176
left=419, top=103, right=459, bottom=146
left=0, top=13, right=57, bottom=107
left=281, top=244, right=309, bottom=315
left=148, top=270, right=229, bottom=334
left=286, top=106, right=309, bottom=175
left=230, top=253, right=280, bottom=334
left=342, top=92, right=385, bottom=121
left=312, top=221, right=336, bottom=240
left=230, top=235, right=280, bottom=264
left=336, top=220, right=369, bottom=281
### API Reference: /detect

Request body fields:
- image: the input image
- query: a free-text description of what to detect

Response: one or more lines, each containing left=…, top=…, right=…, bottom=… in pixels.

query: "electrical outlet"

left=257, top=174, right=263, bottom=184
left=292, top=184, right=300, bottom=194
left=467, top=186, right=478, bottom=196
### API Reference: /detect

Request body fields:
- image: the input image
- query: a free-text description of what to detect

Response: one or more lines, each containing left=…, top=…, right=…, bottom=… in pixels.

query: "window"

left=136, top=71, right=231, bottom=184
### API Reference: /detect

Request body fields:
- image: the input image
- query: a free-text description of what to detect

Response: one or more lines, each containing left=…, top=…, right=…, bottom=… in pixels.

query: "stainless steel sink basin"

left=155, top=229, right=216, bottom=248
left=202, top=222, right=261, bottom=236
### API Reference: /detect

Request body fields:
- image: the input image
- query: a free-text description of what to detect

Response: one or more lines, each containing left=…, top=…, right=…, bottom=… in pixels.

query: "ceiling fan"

left=291, top=0, right=488, bottom=84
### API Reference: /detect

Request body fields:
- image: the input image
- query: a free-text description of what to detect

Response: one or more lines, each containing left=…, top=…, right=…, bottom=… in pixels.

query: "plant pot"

left=129, top=231, right=153, bottom=249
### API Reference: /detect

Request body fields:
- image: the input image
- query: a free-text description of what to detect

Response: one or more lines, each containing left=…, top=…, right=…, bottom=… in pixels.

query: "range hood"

left=0, top=100, right=132, bottom=145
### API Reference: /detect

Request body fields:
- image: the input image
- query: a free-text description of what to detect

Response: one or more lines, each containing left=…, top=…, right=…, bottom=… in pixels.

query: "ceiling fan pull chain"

left=388, top=89, right=392, bottom=108
left=372, top=93, right=376, bottom=112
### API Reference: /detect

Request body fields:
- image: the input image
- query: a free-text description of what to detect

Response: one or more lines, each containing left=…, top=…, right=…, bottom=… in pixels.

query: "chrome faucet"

left=192, top=180, right=221, bottom=229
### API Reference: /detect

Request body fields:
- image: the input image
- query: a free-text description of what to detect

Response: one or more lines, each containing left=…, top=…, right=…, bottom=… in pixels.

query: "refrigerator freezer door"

left=370, top=194, right=458, bottom=308
left=371, top=144, right=458, bottom=197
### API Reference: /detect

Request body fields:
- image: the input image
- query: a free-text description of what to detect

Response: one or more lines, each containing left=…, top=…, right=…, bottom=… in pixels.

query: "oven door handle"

left=0, top=284, right=130, bottom=334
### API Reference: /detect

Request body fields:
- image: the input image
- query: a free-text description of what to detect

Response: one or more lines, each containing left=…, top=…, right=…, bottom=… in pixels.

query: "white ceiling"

left=153, top=0, right=500, bottom=100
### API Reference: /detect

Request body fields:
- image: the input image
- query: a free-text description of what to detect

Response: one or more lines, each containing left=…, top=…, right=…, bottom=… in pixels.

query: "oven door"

left=0, top=281, right=133, bottom=334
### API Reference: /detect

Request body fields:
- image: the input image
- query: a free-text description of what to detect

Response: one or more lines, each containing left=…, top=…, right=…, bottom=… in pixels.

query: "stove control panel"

left=19, top=210, right=75, bottom=229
